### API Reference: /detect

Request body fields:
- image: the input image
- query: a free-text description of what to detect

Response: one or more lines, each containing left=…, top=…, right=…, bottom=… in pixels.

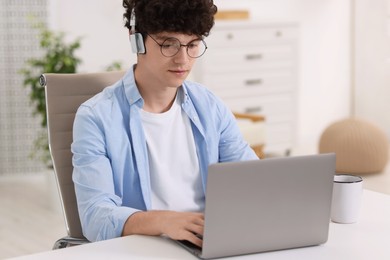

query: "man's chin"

left=167, top=79, right=186, bottom=88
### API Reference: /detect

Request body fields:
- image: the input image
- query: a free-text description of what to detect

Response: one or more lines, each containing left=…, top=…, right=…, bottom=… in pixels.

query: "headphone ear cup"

left=130, top=33, right=145, bottom=54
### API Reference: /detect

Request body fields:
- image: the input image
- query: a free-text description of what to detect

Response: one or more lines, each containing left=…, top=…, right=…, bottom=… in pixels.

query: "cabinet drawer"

left=207, top=24, right=299, bottom=47
left=202, top=45, right=295, bottom=73
left=266, top=122, right=293, bottom=145
left=224, top=95, right=295, bottom=123
left=204, top=69, right=295, bottom=98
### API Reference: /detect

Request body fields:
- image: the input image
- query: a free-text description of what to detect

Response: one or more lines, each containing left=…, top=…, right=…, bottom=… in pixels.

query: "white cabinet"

left=192, top=21, right=299, bottom=155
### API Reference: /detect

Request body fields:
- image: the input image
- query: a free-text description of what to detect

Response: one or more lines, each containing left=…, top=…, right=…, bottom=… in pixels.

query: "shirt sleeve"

left=71, top=104, right=139, bottom=242
left=216, top=100, right=259, bottom=162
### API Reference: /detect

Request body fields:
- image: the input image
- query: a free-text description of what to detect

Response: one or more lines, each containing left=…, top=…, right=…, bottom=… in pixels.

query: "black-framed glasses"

left=147, top=34, right=207, bottom=58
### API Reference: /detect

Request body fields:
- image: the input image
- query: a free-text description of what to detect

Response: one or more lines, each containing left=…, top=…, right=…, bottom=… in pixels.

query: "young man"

left=72, top=0, right=258, bottom=248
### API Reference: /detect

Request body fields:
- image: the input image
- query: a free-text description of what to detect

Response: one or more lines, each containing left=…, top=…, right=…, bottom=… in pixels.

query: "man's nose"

left=173, top=46, right=189, bottom=63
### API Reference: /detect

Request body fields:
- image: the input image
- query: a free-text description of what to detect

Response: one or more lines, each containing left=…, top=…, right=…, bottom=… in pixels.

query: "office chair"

left=41, top=70, right=126, bottom=249
left=42, top=70, right=265, bottom=249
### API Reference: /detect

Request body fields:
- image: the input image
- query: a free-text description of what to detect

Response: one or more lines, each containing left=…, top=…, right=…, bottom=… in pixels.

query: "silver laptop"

left=176, top=153, right=336, bottom=259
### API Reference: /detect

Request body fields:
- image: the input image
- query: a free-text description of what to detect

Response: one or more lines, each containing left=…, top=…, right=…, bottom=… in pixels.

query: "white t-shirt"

left=140, top=91, right=204, bottom=212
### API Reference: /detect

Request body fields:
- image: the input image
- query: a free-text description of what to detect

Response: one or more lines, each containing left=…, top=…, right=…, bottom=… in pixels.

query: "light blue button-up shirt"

left=72, top=67, right=258, bottom=242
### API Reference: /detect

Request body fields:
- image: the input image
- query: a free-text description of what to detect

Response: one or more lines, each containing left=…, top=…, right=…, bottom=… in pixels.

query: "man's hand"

left=160, top=211, right=204, bottom=247
left=122, top=210, right=204, bottom=248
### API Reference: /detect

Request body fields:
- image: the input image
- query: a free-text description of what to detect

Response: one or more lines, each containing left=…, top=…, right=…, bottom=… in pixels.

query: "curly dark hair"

left=123, top=0, right=217, bottom=37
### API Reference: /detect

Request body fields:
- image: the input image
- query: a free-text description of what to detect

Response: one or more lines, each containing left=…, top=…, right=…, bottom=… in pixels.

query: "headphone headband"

left=129, top=8, right=145, bottom=54
left=130, top=8, right=136, bottom=33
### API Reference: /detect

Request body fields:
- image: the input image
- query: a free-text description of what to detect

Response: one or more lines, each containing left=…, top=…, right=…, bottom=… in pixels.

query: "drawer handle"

left=245, top=54, right=262, bottom=60
left=245, top=79, right=263, bottom=86
left=275, top=31, right=283, bottom=37
left=245, top=106, right=262, bottom=113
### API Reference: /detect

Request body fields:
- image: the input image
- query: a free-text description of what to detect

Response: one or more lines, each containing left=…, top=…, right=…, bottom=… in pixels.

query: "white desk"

left=12, top=190, right=390, bottom=260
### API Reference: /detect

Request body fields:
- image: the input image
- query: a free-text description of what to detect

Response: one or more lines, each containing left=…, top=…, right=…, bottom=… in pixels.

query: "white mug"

left=331, top=174, right=363, bottom=224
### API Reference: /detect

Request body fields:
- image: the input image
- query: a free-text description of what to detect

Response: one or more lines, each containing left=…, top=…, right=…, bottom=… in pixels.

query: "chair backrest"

left=42, top=71, right=126, bottom=239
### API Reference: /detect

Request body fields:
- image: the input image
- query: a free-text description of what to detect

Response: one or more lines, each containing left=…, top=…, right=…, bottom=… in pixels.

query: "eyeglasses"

left=147, top=34, right=207, bottom=58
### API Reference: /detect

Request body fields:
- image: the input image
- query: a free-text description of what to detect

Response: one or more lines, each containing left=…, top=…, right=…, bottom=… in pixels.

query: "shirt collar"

left=122, top=65, right=143, bottom=107
left=122, top=64, right=191, bottom=108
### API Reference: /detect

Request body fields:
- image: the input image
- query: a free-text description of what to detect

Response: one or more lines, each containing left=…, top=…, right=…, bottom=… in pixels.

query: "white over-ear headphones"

left=129, top=8, right=146, bottom=54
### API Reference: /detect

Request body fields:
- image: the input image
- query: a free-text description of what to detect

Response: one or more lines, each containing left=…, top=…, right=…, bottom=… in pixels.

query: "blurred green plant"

left=19, top=21, right=82, bottom=168
left=105, top=61, right=123, bottom=71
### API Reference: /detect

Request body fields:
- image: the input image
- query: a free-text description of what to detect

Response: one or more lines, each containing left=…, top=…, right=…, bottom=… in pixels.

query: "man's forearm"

left=122, top=210, right=164, bottom=236
left=121, top=210, right=204, bottom=247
